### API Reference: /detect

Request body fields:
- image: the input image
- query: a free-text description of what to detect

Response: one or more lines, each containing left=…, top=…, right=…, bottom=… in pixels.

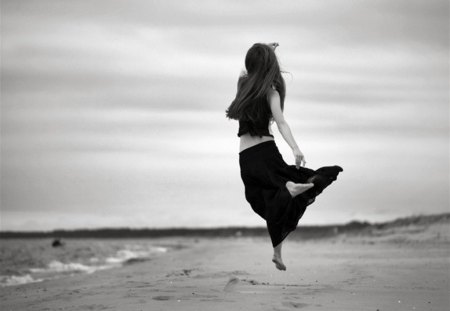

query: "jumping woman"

left=226, top=42, right=343, bottom=271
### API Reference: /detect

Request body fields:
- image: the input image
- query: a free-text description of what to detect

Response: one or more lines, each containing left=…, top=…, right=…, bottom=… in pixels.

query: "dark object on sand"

left=52, top=239, right=64, bottom=247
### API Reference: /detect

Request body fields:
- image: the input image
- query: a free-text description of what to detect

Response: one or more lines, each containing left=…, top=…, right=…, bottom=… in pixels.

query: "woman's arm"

left=268, top=89, right=306, bottom=168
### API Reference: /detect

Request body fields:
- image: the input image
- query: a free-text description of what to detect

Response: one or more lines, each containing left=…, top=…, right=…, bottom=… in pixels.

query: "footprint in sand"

left=223, top=277, right=240, bottom=292
left=166, top=268, right=197, bottom=277
left=282, top=301, right=308, bottom=309
left=152, top=295, right=173, bottom=301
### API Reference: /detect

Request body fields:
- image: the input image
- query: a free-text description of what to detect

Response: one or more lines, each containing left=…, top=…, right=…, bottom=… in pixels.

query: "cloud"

left=1, top=0, right=448, bottom=230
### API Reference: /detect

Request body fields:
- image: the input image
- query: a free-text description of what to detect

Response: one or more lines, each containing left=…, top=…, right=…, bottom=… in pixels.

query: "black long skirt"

left=239, top=140, right=343, bottom=247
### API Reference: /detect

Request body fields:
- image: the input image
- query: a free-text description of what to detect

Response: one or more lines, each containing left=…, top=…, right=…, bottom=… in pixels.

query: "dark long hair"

left=226, top=43, right=286, bottom=121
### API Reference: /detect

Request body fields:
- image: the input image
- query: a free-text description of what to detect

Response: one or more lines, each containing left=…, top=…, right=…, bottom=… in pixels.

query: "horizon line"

left=1, top=212, right=448, bottom=234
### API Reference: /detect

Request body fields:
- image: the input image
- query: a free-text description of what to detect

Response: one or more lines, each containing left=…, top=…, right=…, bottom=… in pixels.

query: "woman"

left=226, top=42, right=343, bottom=271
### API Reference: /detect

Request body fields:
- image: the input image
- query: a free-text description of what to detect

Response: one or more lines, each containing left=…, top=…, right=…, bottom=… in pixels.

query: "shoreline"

left=1, top=234, right=449, bottom=311
left=1, top=213, right=449, bottom=288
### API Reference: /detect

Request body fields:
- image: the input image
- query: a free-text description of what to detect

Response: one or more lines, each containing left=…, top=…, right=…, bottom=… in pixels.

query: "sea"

left=0, top=238, right=176, bottom=287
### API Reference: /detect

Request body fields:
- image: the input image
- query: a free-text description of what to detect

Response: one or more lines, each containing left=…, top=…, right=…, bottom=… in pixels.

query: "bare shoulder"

left=267, top=88, right=283, bottom=120
left=267, top=88, right=280, bottom=102
left=268, top=87, right=284, bottom=122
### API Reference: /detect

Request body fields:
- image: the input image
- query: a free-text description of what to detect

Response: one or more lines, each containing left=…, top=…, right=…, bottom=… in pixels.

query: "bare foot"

left=286, top=181, right=314, bottom=198
left=272, top=255, right=286, bottom=271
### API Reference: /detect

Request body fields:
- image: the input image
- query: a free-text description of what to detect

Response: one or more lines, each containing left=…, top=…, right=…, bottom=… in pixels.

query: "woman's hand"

left=267, top=42, right=279, bottom=50
left=293, top=148, right=306, bottom=169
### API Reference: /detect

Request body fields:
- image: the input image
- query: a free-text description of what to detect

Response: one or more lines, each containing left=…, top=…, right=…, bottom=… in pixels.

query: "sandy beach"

left=1, top=220, right=449, bottom=311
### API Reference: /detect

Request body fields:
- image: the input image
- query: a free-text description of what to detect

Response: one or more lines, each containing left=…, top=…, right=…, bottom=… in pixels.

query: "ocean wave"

left=0, top=242, right=171, bottom=287
left=105, top=247, right=165, bottom=264
left=29, top=260, right=110, bottom=275
left=0, top=274, right=43, bottom=287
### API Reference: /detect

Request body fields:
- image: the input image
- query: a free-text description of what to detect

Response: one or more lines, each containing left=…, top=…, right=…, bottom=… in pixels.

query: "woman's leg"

left=286, top=181, right=314, bottom=197
left=272, top=242, right=286, bottom=271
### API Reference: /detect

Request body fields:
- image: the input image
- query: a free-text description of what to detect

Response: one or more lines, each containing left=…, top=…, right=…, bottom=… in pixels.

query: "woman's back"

left=238, top=94, right=275, bottom=152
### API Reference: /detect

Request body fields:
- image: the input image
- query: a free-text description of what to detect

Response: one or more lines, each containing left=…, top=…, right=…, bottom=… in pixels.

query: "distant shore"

left=1, top=212, right=449, bottom=239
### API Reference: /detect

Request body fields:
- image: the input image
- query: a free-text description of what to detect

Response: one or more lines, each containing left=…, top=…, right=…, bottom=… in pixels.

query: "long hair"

left=226, top=43, right=286, bottom=121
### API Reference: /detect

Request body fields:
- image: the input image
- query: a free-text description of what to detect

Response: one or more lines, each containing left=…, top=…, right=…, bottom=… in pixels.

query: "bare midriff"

left=239, top=133, right=275, bottom=153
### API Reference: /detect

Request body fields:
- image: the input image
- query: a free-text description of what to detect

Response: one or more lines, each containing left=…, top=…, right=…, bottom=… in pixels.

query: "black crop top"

left=237, top=96, right=274, bottom=138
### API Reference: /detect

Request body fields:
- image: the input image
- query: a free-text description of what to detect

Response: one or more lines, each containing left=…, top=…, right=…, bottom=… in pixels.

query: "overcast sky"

left=1, top=0, right=448, bottom=231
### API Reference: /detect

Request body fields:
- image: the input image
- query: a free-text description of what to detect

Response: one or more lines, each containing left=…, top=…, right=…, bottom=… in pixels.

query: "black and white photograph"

left=1, top=0, right=448, bottom=310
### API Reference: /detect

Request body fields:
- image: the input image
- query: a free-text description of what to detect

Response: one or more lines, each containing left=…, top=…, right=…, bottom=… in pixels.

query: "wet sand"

left=1, top=223, right=449, bottom=311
